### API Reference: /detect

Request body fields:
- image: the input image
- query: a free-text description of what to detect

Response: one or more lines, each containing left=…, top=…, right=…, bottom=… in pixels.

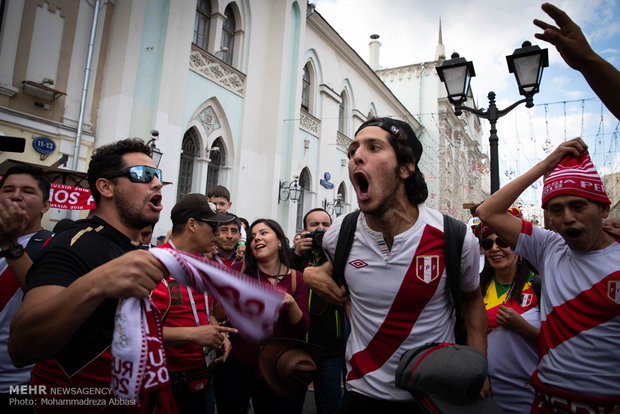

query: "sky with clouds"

left=313, top=0, right=619, bottom=213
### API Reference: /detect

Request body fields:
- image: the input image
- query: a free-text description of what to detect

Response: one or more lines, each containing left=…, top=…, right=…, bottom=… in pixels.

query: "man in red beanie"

left=476, top=137, right=619, bottom=413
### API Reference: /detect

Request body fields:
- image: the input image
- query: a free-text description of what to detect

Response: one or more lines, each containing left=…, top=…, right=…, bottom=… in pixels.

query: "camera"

left=307, top=228, right=326, bottom=248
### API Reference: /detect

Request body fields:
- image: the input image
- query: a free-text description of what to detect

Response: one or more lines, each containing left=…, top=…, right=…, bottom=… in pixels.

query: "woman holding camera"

left=214, top=219, right=310, bottom=414
left=475, top=208, right=540, bottom=414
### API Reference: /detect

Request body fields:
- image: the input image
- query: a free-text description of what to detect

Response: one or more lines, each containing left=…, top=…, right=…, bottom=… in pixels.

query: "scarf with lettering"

left=111, top=248, right=284, bottom=405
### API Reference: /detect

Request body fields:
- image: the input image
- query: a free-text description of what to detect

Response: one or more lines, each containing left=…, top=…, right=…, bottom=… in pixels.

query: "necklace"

left=258, top=263, right=283, bottom=284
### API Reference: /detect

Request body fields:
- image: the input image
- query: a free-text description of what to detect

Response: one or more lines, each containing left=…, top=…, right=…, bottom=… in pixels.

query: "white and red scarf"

left=111, top=248, right=284, bottom=404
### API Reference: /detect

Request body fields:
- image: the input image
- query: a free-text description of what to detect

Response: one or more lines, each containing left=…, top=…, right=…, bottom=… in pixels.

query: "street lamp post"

left=436, top=41, right=548, bottom=194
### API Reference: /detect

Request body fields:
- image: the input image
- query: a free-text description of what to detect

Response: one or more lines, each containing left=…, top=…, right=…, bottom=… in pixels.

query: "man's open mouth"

left=353, top=171, right=369, bottom=200
left=565, top=228, right=582, bottom=239
left=149, top=194, right=162, bottom=209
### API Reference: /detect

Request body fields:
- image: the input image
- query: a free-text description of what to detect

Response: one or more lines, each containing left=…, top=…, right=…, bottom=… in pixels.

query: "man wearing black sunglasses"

left=476, top=138, right=619, bottom=412
left=9, top=138, right=175, bottom=412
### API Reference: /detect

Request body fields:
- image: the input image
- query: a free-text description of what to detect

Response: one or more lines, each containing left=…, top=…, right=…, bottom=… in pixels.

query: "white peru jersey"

left=322, top=205, right=480, bottom=401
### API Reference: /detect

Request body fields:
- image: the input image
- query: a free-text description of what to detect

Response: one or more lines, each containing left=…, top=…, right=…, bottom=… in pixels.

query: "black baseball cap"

left=171, top=193, right=234, bottom=225
left=355, top=117, right=423, bottom=165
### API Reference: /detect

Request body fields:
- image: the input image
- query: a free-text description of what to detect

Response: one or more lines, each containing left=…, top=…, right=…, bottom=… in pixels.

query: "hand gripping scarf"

left=111, top=248, right=285, bottom=406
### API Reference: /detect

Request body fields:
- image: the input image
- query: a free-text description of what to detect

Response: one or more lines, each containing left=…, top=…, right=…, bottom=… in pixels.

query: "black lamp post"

left=436, top=41, right=548, bottom=194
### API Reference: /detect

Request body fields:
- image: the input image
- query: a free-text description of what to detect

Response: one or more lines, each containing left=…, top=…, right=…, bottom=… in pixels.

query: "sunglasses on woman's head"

left=480, top=237, right=509, bottom=250
left=104, top=166, right=162, bottom=183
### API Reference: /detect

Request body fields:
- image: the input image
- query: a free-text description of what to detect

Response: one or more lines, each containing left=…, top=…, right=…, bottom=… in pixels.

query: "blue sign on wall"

left=32, top=136, right=56, bottom=155
left=320, top=172, right=334, bottom=189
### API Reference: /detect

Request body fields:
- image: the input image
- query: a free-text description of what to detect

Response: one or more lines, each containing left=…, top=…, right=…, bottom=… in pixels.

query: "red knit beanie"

left=541, top=151, right=610, bottom=208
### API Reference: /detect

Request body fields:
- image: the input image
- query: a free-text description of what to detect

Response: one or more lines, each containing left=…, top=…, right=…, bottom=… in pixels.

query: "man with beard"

left=9, top=138, right=173, bottom=412
left=476, top=138, right=620, bottom=412
left=303, top=118, right=487, bottom=413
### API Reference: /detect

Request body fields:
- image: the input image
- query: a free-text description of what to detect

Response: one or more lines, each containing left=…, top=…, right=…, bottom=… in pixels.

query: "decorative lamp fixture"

left=322, top=194, right=344, bottom=216
left=279, top=177, right=301, bottom=203
left=333, top=197, right=344, bottom=217
left=436, top=41, right=547, bottom=194
left=435, top=52, right=476, bottom=112
left=147, top=130, right=163, bottom=167
left=506, top=41, right=549, bottom=106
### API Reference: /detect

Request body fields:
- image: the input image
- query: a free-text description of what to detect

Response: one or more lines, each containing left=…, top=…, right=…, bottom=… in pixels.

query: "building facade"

left=373, top=24, right=489, bottom=221
left=0, top=0, right=425, bottom=237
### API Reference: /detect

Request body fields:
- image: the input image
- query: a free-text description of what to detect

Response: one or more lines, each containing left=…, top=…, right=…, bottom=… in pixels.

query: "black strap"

left=332, top=210, right=361, bottom=291
left=25, top=229, right=53, bottom=261
left=332, top=211, right=468, bottom=342
left=443, top=214, right=467, bottom=344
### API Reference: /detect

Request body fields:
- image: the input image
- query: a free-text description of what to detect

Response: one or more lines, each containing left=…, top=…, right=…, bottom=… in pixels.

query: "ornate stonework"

left=198, top=106, right=220, bottom=135
left=337, top=131, right=352, bottom=152
left=189, top=45, right=246, bottom=97
left=299, top=110, right=319, bottom=136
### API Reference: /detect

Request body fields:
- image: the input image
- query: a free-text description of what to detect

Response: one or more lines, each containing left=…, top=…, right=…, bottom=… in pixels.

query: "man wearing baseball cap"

left=476, top=138, right=619, bottom=412
left=304, top=117, right=488, bottom=412
left=151, top=193, right=237, bottom=414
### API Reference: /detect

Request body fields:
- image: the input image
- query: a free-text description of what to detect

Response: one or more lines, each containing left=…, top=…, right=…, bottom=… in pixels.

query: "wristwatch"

left=0, top=243, right=25, bottom=259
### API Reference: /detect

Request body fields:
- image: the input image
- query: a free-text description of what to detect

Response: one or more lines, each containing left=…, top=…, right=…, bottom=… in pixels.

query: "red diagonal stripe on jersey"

left=347, top=225, right=445, bottom=382
left=539, top=270, right=620, bottom=358
left=0, top=266, right=20, bottom=313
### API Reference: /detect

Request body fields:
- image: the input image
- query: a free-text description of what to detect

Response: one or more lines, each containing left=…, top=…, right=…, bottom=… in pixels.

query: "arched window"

left=193, top=0, right=211, bottom=50
left=338, top=90, right=346, bottom=134
left=177, top=128, right=200, bottom=201
left=296, top=169, right=311, bottom=232
left=206, top=138, right=225, bottom=193
left=301, top=64, right=310, bottom=111
left=220, top=5, right=235, bottom=65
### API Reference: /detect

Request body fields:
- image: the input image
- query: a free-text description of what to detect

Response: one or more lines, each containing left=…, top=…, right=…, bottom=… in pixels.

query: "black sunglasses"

left=104, top=166, right=162, bottom=183
left=480, top=237, right=509, bottom=250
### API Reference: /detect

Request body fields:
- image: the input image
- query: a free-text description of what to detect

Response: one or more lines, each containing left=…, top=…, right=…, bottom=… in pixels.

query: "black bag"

left=170, top=365, right=212, bottom=395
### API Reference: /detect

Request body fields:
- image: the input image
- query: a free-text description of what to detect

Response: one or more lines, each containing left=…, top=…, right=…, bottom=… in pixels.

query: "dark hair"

left=0, top=165, right=51, bottom=202
left=87, top=138, right=152, bottom=204
left=219, top=214, right=241, bottom=231
left=387, top=135, right=428, bottom=206
left=207, top=185, right=231, bottom=202
left=244, top=219, right=292, bottom=277
left=479, top=233, right=534, bottom=303
left=303, top=207, right=332, bottom=230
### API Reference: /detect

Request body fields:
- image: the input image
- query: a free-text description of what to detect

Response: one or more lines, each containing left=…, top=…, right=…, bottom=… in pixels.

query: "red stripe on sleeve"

left=521, top=219, right=533, bottom=236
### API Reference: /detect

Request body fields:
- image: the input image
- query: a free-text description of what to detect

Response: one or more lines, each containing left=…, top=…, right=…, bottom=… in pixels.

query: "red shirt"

left=151, top=242, right=212, bottom=372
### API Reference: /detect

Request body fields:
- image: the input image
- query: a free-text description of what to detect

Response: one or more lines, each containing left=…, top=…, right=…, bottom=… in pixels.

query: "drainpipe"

left=72, top=0, right=100, bottom=170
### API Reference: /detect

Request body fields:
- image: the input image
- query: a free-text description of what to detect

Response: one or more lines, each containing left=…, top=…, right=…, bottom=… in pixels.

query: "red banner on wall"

left=0, top=175, right=94, bottom=210
left=48, top=183, right=94, bottom=210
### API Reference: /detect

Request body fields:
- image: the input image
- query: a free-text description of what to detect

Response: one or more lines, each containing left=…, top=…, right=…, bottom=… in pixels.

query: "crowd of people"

left=0, top=3, right=619, bottom=414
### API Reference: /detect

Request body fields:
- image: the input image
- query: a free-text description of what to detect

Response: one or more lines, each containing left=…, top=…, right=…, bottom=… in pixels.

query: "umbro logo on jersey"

left=349, top=259, right=368, bottom=269
left=416, top=255, right=440, bottom=283
left=607, top=280, right=620, bottom=304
